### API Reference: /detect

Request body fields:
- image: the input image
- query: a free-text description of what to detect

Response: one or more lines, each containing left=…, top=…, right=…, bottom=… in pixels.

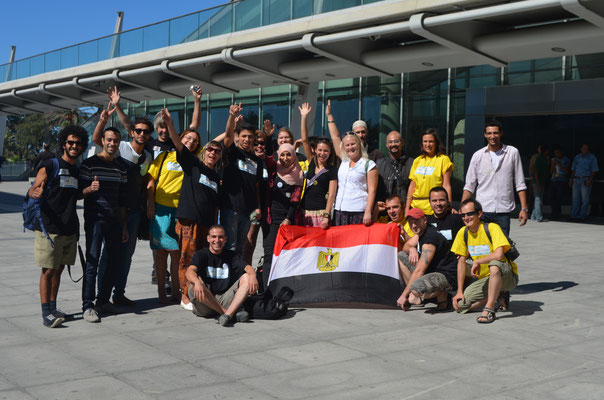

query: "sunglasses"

left=66, top=140, right=83, bottom=147
left=206, top=147, right=221, bottom=154
left=459, top=211, right=478, bottom=218
left=134, top=128, right=152, bottom=135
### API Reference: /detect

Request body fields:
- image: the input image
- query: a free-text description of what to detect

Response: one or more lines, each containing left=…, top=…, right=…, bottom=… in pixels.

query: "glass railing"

left=0, top=0, right=383, bottom=84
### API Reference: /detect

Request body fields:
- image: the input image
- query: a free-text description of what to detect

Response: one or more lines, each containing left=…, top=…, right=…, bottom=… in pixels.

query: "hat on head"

left=352, top=120, right=367, bottom=130
left=406, top=208, right=425, bottom=220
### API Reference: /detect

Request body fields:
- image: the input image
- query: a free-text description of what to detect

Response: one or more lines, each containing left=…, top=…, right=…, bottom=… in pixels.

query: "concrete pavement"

left=1, top=180, right=603, bottom=400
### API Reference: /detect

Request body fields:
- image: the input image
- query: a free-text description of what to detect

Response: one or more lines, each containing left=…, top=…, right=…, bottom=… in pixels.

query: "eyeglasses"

left=206, top=147, right=221, bottom=154
left=386, top=140, right=401, bottom=145
left=459, top=211, right=478, bottom=218
left=66, top=140, right=83, bottom=147
left=134, top=128, right=152, bottom=135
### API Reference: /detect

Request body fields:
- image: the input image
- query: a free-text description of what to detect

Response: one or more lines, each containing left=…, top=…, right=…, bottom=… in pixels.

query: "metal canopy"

left=1, top=0, right=603, bottom=114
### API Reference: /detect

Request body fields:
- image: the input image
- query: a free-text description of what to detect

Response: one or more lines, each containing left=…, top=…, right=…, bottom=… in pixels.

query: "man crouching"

left=396, top=208, right=458, bottom=312
left=185, top=225, right=259, bottom=326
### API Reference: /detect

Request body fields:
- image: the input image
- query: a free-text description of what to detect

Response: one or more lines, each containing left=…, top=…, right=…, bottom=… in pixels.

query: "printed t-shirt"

left=146, top=138, right=175, bottom=160
left=221, top=145, right=263, bottom=214
left=176, top=146, right=220, bottom=226
left=427, top=212, right=465, bottom=245
left=408, top=154, right=453, bottom=215
left=116, top=141, right=152, bottom=212
left=417, top=225, right=458, bottom=287
left=148, top=151, right=183, bottom=208
left=301, top=160, right=337, bottom=211
left=190, top=248, right=246, bottom=295
left=79, top=155, right=128, bottom=221
left=37, top=158, right=80, bottom=236
left=450, top=222, right=518, bottom=279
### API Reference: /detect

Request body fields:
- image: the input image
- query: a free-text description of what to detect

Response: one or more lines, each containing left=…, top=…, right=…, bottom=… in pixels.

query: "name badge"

left=207, top=264, right=229, bottom=279
left=153, top=146, right=162, bottom=159
left=166, top=162, right=182, bottom=172
left=238, top=158, right=258, bottom=175
left=416, top=166, right=435, bottom=176
left=59, top=176, right=78, bottom=189
left=262, top=168, right=268, bottom=180
left=469, top=244, right=491, bottom=258
left=199, top=174, right=218, bottom=193
left=439, top=229, right=452, bottom=241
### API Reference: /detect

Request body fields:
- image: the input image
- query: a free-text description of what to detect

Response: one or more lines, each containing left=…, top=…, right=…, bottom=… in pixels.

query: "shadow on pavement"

left=498, top=300, right=544, bottom=319
left=0, top=190, right=25, bottom=214
left=514, top=281, right=578, bottom=294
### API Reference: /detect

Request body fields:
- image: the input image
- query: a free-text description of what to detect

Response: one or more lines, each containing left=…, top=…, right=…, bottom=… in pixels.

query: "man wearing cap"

left=396, top=208, right=458, bottom=312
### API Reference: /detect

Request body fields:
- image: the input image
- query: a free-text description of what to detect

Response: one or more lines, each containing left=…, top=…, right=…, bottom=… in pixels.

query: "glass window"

left=209, top=6, right=233, bottom=37
left=208, top=93, right=232, bottom=139
left=262, top=85, right=291, bottom=131
left=325, top=78, right=360, bottom=135
left=30, top=55, right=45, bottom=76
left=143, top=21, right=169, bottom=52
left=170, top=13, right=199, bottom=45
left=293, top=0, right=313, bottom=18
left=79, top=41, right=99, bottom=65
left=60, top=46, right=78, bottom=69
left=119, top=29, right=143, bottom=57
left=236, top=0, right=261, bottom=30
left=44, top=51, right=61, bottom=73
left=262, top=0, right=290, bottom=25
left=235, top=88, right=260, bottom=128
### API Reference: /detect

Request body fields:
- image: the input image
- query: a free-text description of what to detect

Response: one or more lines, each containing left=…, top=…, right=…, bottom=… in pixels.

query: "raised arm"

left=325, top=100, right=342, bottom=158
left=161, top=108, right=183, bottom=153
left=189, top=85, right=203, bottom=131
left=92, top=103, right=116, bottom=147
left=298, top=102, right=313, bottom=160
left=107, top=86, right=132, bottom=133
left=223, top=103, right=242, bottom=149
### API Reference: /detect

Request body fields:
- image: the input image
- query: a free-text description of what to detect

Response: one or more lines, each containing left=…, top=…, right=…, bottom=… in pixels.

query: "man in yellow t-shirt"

left=450, top=199, right=518, bottom=323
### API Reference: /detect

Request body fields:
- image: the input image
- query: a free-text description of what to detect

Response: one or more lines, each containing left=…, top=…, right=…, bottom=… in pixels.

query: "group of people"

left=529, top=143, right=599, bottom=222
left=30, top=84, right=536, bottom=328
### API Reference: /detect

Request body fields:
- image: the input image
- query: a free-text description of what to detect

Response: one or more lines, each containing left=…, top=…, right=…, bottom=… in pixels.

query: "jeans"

left=220, top=209, right=251, bottom=254
left=531, top=182, right=544, bottom=222
left=481, top=212, right=511, bottom=237
left=82, top=218, right=121, bottom=311
left=572, top=177, right=592, bottom=220
left=98, top=210, right=141, bottom=299
left=549, top=180, right=567, bottom=218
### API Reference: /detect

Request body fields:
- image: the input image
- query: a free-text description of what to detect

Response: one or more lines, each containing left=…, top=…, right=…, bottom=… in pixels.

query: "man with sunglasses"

left=92, top=106, right=152, bottom=307
left=29, top=125, right=88, bottom=328
left=451, top=199, right=519, bottom=324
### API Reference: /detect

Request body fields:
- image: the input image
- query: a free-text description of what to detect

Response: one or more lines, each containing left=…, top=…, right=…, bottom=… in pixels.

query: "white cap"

left=352, top=120, right=367, bottom=130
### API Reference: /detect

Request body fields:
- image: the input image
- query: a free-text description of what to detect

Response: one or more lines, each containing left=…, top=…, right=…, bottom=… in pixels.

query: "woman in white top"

left=333, top=134, right=378, bottom=226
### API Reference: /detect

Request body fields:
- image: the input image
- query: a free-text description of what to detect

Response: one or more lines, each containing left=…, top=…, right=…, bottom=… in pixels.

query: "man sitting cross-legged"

left=185, top=225, right=259, bottom=326
left=396, top=208, right=458, bottom=312
left=451, top=199, right=519, bottom=323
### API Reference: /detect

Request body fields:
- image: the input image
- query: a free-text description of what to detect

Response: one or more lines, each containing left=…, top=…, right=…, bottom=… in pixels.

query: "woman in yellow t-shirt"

left=405, top=128, right=453, bottom=215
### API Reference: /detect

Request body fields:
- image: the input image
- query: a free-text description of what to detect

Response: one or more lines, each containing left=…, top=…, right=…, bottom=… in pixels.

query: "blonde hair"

left=340, top=133, right=368, bottom=161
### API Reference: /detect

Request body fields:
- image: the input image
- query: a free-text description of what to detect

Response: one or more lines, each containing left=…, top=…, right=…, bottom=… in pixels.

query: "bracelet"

left=327, top=120, right=335, bottom=123
left=521, top=208, right=529, bottom=212
left=322, top=212, right=331, bottom=219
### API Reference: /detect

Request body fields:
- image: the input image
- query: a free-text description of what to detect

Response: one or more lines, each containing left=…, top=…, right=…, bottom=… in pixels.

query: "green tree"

left=3, top=114, right=51, bottom=162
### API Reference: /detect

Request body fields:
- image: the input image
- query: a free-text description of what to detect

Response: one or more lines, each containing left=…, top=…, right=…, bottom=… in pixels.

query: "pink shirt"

left=463, top=144, right=527, bottom=213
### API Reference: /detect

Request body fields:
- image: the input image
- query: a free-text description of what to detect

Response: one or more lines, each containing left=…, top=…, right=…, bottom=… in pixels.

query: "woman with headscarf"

left=261, top=143, right=304, bottom=287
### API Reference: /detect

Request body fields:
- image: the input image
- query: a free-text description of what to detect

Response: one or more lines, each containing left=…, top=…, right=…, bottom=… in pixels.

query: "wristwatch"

left=521, top=208, right=529, bottom=212
left=327, top=120, right=335, bottom=124
left=322, top=212, right=331, bottom=219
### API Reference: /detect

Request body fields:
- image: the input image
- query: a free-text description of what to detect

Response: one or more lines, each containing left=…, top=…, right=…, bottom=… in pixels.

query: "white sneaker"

left=83, top=308, right=100, bottom=323
left=180, top=300, right=193, bottom=311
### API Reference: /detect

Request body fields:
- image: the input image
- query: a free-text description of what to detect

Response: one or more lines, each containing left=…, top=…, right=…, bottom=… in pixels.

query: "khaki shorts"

left=34, top=231, right=77, bottom=269
left=456, top=260, right=518, bottom=314
left=188, top=279, right=240, bottom=318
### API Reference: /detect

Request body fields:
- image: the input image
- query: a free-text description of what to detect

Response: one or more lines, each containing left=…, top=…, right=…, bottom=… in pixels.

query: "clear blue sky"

left=0, top=0, right=227, bottom=62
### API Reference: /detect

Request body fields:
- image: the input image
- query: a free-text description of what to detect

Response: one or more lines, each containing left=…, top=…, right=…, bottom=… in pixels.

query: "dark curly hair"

left=133, top=117, right=154, bottom=133
left=58, top=124, right=89, bottom=153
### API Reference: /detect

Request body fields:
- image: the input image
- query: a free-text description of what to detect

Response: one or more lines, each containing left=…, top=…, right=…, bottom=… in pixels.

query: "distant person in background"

left=32, top=143, right=55, bottom=175
left=529, top=144, right=549, bottom=222
left=570, top=143, right=599, bottom=222
left=549, top=146, right=570, bottom=220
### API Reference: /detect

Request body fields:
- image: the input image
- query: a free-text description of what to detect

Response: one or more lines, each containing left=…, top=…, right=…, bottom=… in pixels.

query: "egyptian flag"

left=267, top=224, right=402, bottom=308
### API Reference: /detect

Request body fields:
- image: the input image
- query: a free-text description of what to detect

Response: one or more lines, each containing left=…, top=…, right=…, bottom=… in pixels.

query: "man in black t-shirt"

left=396, top=208, right=457, bottom=312
left=79, top=128, right=128, bottom=323
left=221, top=122, right=263, bottom=256
left=185, top=225, right=259, bottom=326
left=427, top=186, right=464, bottom=245
left=29, top=125, right=88, bottom=328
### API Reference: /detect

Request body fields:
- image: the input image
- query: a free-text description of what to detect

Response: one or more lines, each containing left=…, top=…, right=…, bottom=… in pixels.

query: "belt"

left=413, top=196, right=429, bottom=200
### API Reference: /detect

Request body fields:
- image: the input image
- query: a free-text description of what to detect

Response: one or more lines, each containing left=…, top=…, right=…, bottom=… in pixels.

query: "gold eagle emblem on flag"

left=317, top=248, right=340, bottom=271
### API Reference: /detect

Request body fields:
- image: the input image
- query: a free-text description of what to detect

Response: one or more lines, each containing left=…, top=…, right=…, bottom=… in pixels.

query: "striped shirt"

left=79, top=155, right=128, bottom=221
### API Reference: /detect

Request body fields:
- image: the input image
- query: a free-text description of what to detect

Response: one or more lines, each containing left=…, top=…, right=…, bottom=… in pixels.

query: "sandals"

left=497, top=291, right=510, bottom=311
left=477, top=307, right=497, bottom=324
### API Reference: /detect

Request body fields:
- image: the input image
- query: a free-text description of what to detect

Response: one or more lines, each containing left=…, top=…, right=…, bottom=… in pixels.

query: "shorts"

left=456, top=260, right=519, bottom=314
left=34, top=231, right=77, bottom=269
left=188, top=279, right=240, bottom=318
left=409, top=272, right=453, bottom=295
left=301, top=209, right=325, bottom=227
left=149, top=203, right=179, bottom=250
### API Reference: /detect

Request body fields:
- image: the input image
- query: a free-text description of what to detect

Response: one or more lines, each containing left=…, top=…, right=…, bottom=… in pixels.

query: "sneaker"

left=235, top=310, right=249, bottom=322
left=180, top=300, right=193, bottom=311
left=95, top=302, right=119, bottom=315
left=83, top=308, right=100, bottom=323
left=52, top=308, right=67, bottom=319
left=113, top=296, right=136, bottom=307
left=43, top=314, right=64, bottom=328
left=218, top=314, right=232, bottom=327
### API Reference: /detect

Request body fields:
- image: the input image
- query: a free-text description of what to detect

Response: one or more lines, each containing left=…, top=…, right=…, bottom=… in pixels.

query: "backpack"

left=23, top=158, right=60, bottom=247
left=464, top=222, right=520, bottom=261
